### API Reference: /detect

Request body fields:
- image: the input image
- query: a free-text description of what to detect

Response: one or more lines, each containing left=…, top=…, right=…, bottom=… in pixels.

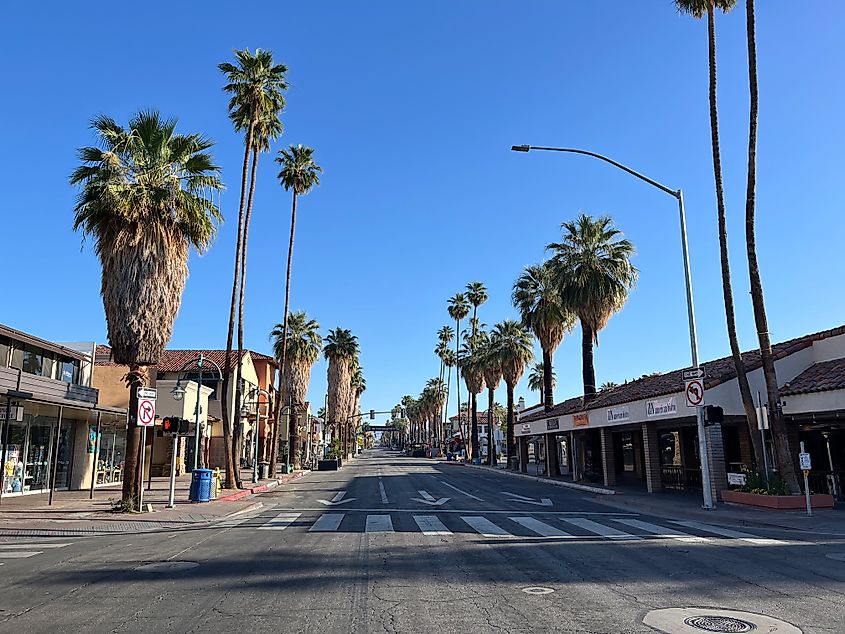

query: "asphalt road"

left=0, top=449, right=842, bottom=633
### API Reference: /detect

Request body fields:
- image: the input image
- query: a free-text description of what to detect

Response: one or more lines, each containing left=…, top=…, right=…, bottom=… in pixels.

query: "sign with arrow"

left=503, top=491, right=553, bottom=507
left=318, top=491, right=356, bottom=506
left=411, top=490, right=450, bottom=506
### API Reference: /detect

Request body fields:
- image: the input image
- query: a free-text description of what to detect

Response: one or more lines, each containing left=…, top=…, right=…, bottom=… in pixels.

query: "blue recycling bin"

left=189, top=468, right=213, bottom=503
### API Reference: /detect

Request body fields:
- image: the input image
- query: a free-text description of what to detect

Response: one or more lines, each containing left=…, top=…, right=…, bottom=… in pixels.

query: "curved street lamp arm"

left=513, top=145, right=679, bottom=198
left=174, top=356, right=224, bottom=380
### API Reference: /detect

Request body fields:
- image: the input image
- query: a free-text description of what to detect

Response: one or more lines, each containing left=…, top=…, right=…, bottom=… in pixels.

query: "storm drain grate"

left=684, top=616, right=757, bottom=633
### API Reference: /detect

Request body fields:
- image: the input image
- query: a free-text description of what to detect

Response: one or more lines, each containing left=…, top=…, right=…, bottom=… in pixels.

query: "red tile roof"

left=521, top=324, right=845, bottom=423
left=95, top=346, right=277, bottom=371
left=781, top=358, right=845, bottom=396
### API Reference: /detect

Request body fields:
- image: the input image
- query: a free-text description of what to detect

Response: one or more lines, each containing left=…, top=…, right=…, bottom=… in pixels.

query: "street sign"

left=683, top=367, right=705, bottom=380
left=685, top=379, right=704, bottom=408
left=138, top=398, right=156, bottom=427
left=137, top=387, right=157, bottom=400
left=799, top=452, right=812, bottom=470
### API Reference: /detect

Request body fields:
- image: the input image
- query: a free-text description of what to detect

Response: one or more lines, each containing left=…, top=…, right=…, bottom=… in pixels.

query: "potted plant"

left=318, top=439, right=343, bottom=471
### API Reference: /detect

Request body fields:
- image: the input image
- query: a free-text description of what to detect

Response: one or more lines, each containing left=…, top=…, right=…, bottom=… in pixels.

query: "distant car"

left=411, top=445, right=426, bottom=458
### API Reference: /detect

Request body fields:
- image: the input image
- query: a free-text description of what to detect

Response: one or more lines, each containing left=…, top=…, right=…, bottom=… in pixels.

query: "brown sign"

left=573, top=412, right=589, bottom=427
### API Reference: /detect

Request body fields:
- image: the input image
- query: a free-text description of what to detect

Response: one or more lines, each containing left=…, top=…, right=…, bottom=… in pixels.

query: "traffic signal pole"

left=167, top=431, right=178, bottom=508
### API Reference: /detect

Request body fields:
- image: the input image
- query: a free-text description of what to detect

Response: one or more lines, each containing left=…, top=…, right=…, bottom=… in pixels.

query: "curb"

left=460, top=462, right=616, bottom=495
left=216, top=470, right=308, bottom=502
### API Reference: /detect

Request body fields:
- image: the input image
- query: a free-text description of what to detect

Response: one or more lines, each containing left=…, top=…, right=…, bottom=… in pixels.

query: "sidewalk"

left=454, top=461, right=845, bottom=536
left=0, top=466, right=308, bottom=536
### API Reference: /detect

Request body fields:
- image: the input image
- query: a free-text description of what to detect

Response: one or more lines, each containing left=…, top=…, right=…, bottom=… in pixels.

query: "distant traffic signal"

left=703, top=405, right=724, bottom=426
left=162, top=417, right=189, bottom=434
left=370, top=409, right=376, bottom=420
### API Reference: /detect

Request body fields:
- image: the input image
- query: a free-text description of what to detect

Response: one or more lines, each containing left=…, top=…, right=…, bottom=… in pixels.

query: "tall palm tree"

left=271, top=145, right=323, bottom=474
left=527, top=362, right=557, bottom=404
left=742, top=0, right=798, bottom=492
left=270, top=311, right=322, bottom=467
left=513, top=262, right=575, bottom=411
left=460, top=336, right=487, bottom=462
left=548, top=214, right=637, bottom=402
left=447, top=294, right=470, bottom=443
left=350, top=363, right=366, bottom=457
left=674, top=0, right=765, bottom=473
left=466, top=282, right=488, bottom=338
left=71, top=110, right=223, bottom=506
left=480, top=339, right=503, bottom=466
left=491, top=320, right=534, bottom=469
left=441, top=348, right=457, bottom=442
left=220, top=48, right=287, bottom=486
left=324, top=328, right=359, bottom=455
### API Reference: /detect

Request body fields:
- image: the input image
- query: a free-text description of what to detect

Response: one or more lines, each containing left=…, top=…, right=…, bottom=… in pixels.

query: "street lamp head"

left=511, top=144, right=530, bottom=152
left=170, top=382, right=186, bottom=402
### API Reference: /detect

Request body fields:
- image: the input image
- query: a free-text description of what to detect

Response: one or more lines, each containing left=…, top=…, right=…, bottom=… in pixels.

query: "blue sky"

left=2, top=2, right=843, bottom=423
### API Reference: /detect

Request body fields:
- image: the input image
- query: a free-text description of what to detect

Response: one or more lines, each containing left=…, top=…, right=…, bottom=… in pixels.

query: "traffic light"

left=703, top=405, right=724, bottom=426
left=370, top=409, right=376, bottom=420
left=162, top=417, right=179, bottom=434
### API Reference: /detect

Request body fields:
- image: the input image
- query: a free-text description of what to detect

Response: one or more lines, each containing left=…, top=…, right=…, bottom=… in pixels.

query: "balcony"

left=0, top=365, right=98, bottom=407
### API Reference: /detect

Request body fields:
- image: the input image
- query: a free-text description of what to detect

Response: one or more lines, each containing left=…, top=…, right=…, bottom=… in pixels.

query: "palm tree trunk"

left=707, top=6, right=765, bottom=470
left=487, top=387, right=496, bottom=466
left=455, top=318, right=464, bottom=451
left=542, top=348, right=554, bottom=412
left=444, top=364, right=452, bottom=445
left=470, top=392, right=479, bottom=462
left=233, top=147, right=260, bottom=487
left=121, top=364, right=145, bottom=507
left=581, top=323, right=597, bottom=401
left=506, top=383, right=516, bottom=469
left=271, top=190, right=299, bottom=475
left=743, top=0, right=799, bottom=493
left=221, top=120, right=254, bottom=489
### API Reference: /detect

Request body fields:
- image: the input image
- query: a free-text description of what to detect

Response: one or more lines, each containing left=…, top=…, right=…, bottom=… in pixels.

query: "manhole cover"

left=643, top=608, right=802, bottom=634
left=521, top=586, right=554, bottom=595
left=825, top=553, right=845, bottom=562
left=135, top=561, right=199, bottom=573
left=684, top=616, right=756, bottom=633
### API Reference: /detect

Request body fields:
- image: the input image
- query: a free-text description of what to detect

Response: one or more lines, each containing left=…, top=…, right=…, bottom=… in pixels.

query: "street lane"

left=0, top=449, right=841, bottom=633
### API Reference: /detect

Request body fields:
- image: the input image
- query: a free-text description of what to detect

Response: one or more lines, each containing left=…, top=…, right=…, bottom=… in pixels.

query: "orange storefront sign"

left=573, top=412, right=589, bottom=427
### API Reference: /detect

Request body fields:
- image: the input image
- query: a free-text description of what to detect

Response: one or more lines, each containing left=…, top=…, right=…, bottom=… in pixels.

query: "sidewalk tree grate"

left=684, top=616, right=756, bottom=633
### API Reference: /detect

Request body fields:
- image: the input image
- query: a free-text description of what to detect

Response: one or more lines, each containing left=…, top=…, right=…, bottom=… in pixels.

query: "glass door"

left=24, top=419, right=53, bottom=492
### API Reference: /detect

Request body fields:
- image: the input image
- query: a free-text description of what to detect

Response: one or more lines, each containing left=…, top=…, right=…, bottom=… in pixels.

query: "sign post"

left=799, top=442, right=812, bottom=517
left=137, top=390, right=156, bottom=511
left=683, top=367, right=712, bottom=510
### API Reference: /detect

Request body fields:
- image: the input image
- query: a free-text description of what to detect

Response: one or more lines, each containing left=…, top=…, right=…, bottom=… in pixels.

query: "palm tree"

left=527, top=362, right=557, bottom=404
left=600, top=381, right=618, bottom=391
left=324, top=328, right=359, bottom=455
left=460, top=337, right=487, bottom=462
left=674, top=0, right=765, bottom=474
left=441, top=348, right=457, bottom=442
left=271, top=145, right=323, bottom=474
left=742, top=0, right=798, bottom=492
left=219, top=49, right=287, bottom=485
left=350, top=363, right=366, bottom=458
left=548, top=214, right=637, bottom=402
left=480, top=339, right=503, bottom=466
left=491, top=320, right=534, bottom=469
left=447, top=294, right=470, bottom=443
left=71, top=110, right=223, bottom=506
left=466, top=282, right=488, bottom=338
left=270, top=311, right=322, bottom=467
left=513, top=262, right=575, bottom=412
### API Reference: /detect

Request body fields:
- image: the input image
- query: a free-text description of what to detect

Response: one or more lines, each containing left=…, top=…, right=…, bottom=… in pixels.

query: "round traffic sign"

left=138, top=399, right=155, bottom=425
left=685, top=379, right=704, bottom=407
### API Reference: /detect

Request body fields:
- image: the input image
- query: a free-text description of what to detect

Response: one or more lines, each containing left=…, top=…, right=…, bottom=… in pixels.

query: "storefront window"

left=660, top=431, right=683, bottom=466
left=25, top=417, right=53, bottom=491
left=41, top=353, right=55, bottom=379
left=621, top=432, right=636, bottom=472
left=54, top=423, right=75, bottom=489
left=0, top=337, right=10, bottom=367
left=21, top=346, right=44, bottom=376
left=97, top=423, right=127, bottom=485
left=2, top=422, right=27, bottom=493
left=59, top=358, right=80, bottom=384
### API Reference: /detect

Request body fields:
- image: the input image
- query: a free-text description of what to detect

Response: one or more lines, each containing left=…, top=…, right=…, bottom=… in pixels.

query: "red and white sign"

left=685, top=379, right=704, bottom=408
left=138, top=398, right=156, bottom=426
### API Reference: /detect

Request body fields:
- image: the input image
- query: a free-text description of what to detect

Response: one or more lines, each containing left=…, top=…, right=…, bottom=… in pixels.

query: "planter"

left=317, top=459, right=340, bottom=471
left=722, top=489, right=835, bottom=510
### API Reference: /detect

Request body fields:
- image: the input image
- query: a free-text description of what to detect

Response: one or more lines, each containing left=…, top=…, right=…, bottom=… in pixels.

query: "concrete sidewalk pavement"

left=0, top=467, right=308, bottom=536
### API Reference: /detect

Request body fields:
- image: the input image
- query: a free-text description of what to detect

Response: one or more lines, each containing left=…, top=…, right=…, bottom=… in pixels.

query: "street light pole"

left=511, top=144, right=714, bottom=510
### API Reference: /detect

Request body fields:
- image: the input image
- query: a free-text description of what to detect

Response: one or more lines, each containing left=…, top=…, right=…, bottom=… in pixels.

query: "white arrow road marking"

left=411, top=490, right=450, bottom=506
left=503, top=492, right=553, bottom=506
left=318, top=491, right=356, bottom=506
left=378, top=479, right=389, bottom=504
left=438, top=480, right=484, bottom=501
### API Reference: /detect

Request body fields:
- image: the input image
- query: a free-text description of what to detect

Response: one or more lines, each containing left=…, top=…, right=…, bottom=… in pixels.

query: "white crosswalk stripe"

left=0, top=543, right=72, bottom=549
left=562, top=517, right=642, bottom=540
left=509, top=517, right=575, bottom=538
left=462, top=516, right=514, bottom=537
left=671, top=520, right=786, bottom=545
left=365, top=514, right=394, bottom=533
left=0, top=551, right=43, bottom=559
left=414, top=515, right=452, bottom=536
left=0, top=542, right=73, bottom=561
left=310, top=514, right=345, bottom=532
left=258, top=512, right=301, bottom=530
left=612, top=518, right=710, bottom=543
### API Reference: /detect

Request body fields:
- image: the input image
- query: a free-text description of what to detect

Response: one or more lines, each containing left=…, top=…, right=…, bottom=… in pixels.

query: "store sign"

left=546, top=418, right=559, bottom=431
left=646, top=397, right=677, bottom=418
left=606, top=406, right=630, bottom=423
left=521, top=423, right=530, bottom=434
left=0, top=406, right=24, bottom=422
left=573, top=412, right=589, bottom=427
left=727, top=472, right=747, bottom=486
